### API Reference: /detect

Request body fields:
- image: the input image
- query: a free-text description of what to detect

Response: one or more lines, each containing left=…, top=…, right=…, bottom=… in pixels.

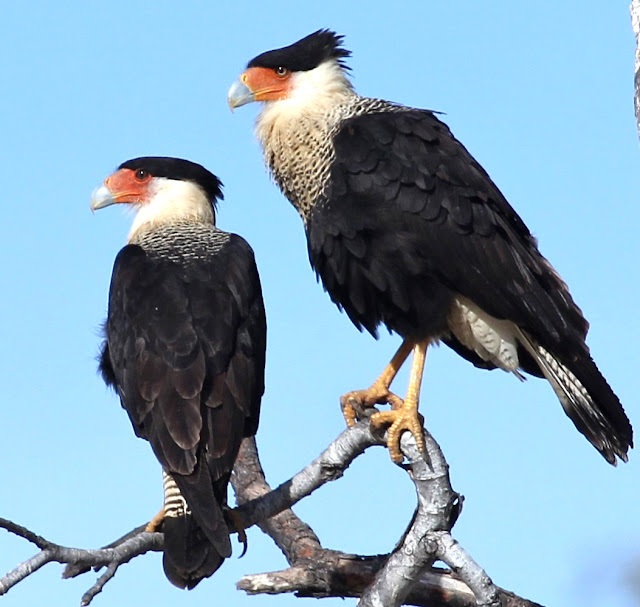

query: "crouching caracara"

left=228, top=30, right=631, bottom=464
left=91, top=157, right=266, bottom=587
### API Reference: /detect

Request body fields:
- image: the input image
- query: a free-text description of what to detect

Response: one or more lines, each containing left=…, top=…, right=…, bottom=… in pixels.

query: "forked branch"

left=1, top=421, right=542, bottom=607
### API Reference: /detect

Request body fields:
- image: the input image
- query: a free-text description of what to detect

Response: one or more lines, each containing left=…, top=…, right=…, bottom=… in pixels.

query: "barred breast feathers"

left=255, top=59, right=402, bottom=221
left=130, top=222, right=230, bottom=263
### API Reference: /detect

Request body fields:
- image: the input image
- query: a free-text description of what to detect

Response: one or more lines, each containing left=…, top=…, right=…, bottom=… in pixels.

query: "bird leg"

left=224, top=508, right=248, bottom=557
left=144, top=508, right=165, bottom=533
left=340, top=340, right=413, bottom=426
left=370, top=340, right=429, bottom=463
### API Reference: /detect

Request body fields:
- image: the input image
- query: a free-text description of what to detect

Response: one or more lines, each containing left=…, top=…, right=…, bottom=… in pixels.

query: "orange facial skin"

left=103, top=168, right=153, bottom=204
left=240, top=66, right=293, bottom=101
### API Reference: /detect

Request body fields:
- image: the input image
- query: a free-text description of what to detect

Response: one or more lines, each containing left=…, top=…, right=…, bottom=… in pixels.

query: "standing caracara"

left=228, top=29, right=631, bottom=464
left=91, top=157, right=266, bottom=587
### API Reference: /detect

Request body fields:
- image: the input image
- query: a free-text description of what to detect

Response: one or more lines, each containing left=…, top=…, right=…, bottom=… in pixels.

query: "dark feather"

left=101, top=231, right=266, bottom=586
left=305, top=107, right=631, bottom=462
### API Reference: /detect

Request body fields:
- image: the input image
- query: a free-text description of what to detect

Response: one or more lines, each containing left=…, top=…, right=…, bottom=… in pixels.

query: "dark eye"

left=275, top=66, right=288, bottom=77
left=135, top=169, right=148, bottom=181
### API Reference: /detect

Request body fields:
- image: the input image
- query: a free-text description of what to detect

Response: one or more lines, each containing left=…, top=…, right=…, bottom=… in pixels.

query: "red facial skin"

left=240, top=66, right=293, bottom=101
left=103, top=168, right=153, bottom=204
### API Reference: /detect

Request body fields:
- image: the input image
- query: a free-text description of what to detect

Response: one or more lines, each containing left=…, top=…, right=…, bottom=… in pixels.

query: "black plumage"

left=312, top=109, right=582, bottom=344
left=94, top=158, right=266, bottom=587
left=248, top=29, right=350, bottom=72
left=308, top=108, right=631, bottom=461
left=230, top=30, right=632, bottom=465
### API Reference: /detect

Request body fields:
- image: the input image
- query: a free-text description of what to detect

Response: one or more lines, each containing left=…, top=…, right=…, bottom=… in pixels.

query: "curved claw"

left=224, top=509, right=248, bottom=557
left=341, top=396, right=360, bottom=428
left=370, top=406, right=426, bottom=463
left=340, top=388, right=404, bottom=427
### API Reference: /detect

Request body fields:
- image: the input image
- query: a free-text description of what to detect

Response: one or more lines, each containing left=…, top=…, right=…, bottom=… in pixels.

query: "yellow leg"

left=370, top=340, right=429, bottom=463
left=340, top=340, right=414, bottom=426
left=145, top=507, right=165, bottom=533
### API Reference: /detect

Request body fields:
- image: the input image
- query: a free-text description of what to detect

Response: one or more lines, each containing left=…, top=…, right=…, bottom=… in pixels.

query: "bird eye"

left=275, top=66, right=289, bottom=77
left=135, top=169, right=149, bottom=181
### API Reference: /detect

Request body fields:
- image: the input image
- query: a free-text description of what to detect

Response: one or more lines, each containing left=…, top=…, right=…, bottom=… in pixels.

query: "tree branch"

left=231, top=427, right=542, bottom=607
left=1, top=420, right=543, bottom=606
left=0, top=517, right=163, bottom=605
left=632, top=0, right=640, bottom=137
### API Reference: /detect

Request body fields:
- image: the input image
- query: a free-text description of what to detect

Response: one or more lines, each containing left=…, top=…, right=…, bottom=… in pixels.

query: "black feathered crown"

left=119, top=157, right=223, bottom=207
left=247, top=29, right=351, bottom=72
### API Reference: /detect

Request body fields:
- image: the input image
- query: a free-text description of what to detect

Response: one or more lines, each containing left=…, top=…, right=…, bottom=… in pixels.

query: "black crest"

left=119, top=157, right=224, bottom=206
left=247, top=29, right=351, bottom=72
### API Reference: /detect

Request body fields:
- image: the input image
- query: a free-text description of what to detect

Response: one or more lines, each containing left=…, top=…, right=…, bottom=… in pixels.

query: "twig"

left=1, top=421, right=543, bottom=606
left=0, top=518, right=163, bottom=605
left=80, top=562, right=119, bottom=606
left=231, top=427, right=541, bottom=606
left=233, top=422, right=380, bottom=529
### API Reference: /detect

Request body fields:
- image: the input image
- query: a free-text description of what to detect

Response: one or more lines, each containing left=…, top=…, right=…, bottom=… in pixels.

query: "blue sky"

left=0, top=2, right=638, bottom=606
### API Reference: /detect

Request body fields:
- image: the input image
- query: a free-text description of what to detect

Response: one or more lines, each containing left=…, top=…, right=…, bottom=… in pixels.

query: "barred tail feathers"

left=517, top=331, right=632, bottom=465
left=161, top=471, right=227, bottom=589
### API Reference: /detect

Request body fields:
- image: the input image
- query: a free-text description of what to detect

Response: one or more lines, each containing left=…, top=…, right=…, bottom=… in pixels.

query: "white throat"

left=255, top=59, right=355, bottom=146
left=129, top=178, right=214, bottom=241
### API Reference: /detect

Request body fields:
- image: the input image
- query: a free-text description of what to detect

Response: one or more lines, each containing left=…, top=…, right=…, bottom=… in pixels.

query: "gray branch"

left=632, top=0, right=640, bottom=137
left=232, top=428, right=542, bottom=607
left=1, top=421, right=542, bottom=606
left=357, top=429, right=501, bottom=607
left=0, top=518, right=163, bottom=605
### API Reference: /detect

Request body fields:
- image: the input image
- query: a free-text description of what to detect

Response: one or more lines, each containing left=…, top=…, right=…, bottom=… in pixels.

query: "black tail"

left=520, top=331, right=633, bottom=464
left=161, top=468, right=231, bottom=589
left=162, top=513, right=225, bottom=589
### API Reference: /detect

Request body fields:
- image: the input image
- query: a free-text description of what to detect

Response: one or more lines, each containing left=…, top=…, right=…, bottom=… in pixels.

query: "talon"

left=339, top=389, right=383, bottom=425
left=387, top=393, right=405, bottom=410
left=224, top=509, right=248, bottom=557
left=339, top=341, right=414, bottom=427
left=340, top=397, right=358, bottom=427
left=371, top=402, right=427, bottom=463
left=339, top=339, right=430, bottom=464
left=145, top=508, right=165, bottom=533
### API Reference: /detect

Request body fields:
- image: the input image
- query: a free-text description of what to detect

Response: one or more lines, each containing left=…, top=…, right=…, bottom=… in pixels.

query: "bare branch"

left=231, top=426, right=542, bottom=607
left=80, top=562, right=120, bottom=607
left=0, top=548, right=56, bottom=595
left=0, top=517, right=52, bottom=550
left=0, top=518, right=163, bottom=605
left=233, top=422, right=381, bottom=529
left=238, top=556, right=543, bottom=607
left=632, top=0, right=640, bottom=137
left=2, top=420, right=543, bottom=606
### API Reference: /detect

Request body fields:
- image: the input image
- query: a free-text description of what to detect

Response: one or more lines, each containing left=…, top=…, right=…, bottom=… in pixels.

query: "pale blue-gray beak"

left=90, top=185, right=116, bottom=211
left=228, top=80, right=256, bottom=110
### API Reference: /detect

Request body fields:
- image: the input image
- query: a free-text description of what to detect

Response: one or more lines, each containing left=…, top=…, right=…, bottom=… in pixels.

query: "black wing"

left=99, top=234, right=265, bottom=555
left=310, top=108, right=587, bottom=358
left=308, top=108, right=631, bottom=461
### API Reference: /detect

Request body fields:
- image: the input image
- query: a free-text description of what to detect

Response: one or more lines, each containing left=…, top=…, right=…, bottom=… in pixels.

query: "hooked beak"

left=227, top=79, right=256, bottom=110
left=90, top=184, right=116, bottom=211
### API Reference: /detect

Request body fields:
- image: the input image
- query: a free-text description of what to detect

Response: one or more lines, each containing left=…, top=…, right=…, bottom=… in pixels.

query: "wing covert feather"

left=102, top=235, right=265, bottom=488
left=316, top=109, right=588, bottom=350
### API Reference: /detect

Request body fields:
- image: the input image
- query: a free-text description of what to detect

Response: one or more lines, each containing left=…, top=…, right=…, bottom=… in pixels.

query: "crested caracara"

left=91, top=156, right=266, bottom=587
left=228, top=29, right=631, bottom=465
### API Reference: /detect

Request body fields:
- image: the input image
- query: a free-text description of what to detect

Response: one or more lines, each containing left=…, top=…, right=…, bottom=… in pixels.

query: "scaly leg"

left=145, top=507, right=165, bottom=533
left=340, top=340, right=414, bottom=426
left=370, top=340, right=429, bottom=463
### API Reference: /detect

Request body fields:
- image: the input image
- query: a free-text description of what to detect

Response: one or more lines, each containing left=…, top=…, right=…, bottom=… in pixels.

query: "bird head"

left=228, top=29, right=353, bottom=111
left=91, top=157, right=223, bottom=236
